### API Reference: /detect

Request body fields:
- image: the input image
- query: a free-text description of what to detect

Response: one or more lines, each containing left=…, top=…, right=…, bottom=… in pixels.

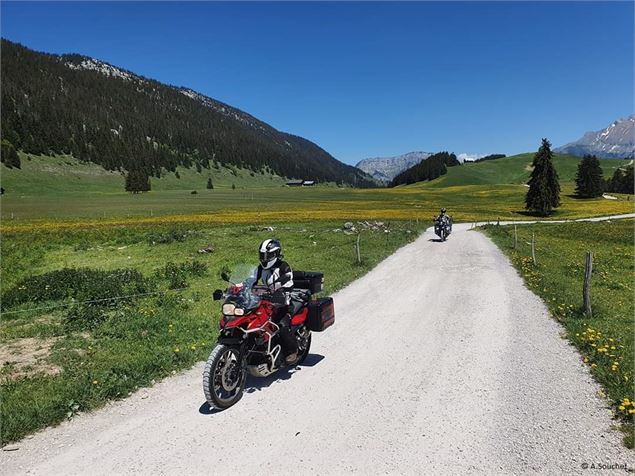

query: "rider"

left=255, top=239, right=299, bottom=364
left=436, top=208, right=451, bottom=225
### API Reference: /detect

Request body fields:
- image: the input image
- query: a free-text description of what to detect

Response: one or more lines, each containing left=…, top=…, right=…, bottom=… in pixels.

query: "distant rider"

left=436, top=208, right=450, bottom=225
left=255, top=239, right=299, bottom=364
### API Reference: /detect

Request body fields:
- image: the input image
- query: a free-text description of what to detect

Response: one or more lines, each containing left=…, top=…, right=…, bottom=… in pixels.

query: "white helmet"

left=259, top=239, right=282, bottom=269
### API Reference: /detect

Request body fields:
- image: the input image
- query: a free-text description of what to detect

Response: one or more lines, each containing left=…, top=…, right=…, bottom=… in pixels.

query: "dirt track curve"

left=3, top=220, right=634, bottom=475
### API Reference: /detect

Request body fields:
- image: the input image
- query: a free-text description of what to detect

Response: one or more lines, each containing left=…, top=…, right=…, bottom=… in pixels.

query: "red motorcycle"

left=203, top=269, right=334, bottom=410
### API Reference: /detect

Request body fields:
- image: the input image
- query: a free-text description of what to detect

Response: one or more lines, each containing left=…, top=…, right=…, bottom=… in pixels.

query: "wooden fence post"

left=583, top=251, right=593, bottom=317
left=531, top=233, right=536, bottom=265
left=513, top=225, right=518, bottom=250
left=356, top=233, right=361, bottom=265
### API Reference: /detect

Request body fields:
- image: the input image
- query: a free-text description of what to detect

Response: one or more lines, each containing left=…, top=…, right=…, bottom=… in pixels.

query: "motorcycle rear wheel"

left=296, top=330, right=312, bottom=365
left=203, top=344, right=246, bottom=410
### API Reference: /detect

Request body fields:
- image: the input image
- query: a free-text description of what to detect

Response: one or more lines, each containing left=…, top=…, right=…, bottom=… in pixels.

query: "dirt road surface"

left=3, top=223, right=634, bottom=475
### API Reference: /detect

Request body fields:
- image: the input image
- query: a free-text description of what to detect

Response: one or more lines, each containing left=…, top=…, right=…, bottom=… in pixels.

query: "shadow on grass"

left=198, top=353, right=325, bottom=415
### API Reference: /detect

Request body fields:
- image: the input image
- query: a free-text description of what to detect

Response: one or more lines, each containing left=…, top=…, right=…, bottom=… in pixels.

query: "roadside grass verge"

left=482, top=220, right=634, bottom=448
left=0, top=220, right=422, bottom=444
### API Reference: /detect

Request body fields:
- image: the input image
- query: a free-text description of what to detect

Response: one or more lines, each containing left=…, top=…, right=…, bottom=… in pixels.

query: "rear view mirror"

left=213, top=289, right=223, bottom=301
left=221, top=271, right=230, bottom=282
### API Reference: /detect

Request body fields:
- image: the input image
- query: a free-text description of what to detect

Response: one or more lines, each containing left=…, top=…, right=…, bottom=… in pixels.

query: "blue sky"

left=2, top=1, right=633, bottom=164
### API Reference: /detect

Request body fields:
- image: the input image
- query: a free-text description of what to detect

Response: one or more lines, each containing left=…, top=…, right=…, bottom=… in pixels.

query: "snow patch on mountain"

left=556, top=115, right=635, bottom=159
left=457, top=153, right=485, bottom=163
left=65, top=58, right=139, bottom=82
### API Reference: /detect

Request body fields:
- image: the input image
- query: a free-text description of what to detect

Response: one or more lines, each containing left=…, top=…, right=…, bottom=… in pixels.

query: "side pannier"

left=307, top=297, right=335, bottom=332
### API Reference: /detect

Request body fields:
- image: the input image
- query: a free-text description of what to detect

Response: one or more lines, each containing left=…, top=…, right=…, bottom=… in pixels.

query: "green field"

left=427, top=153, right=631, bottom=188
left=1, top=150, right=633, bottom=445
left=483, top=220, right=634, bottom=447
left=1, top=153, right=288, bottom=195
left=1, top=152, right=633, bottom=227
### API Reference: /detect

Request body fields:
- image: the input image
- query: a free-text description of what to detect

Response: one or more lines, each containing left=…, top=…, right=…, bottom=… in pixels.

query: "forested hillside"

left=0, top=40, right=375, bottom=186
left=389, top=152, right=460, bottom=186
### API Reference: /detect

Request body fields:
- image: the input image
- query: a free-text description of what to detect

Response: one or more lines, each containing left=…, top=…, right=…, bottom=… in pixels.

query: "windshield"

left=225, top=265, right=261, bottom=310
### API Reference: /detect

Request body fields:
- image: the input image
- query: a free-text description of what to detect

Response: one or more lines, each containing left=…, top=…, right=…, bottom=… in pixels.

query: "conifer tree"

left=206, top=177, right=213, bottom=189
left=575, top=155, right=604, bottom=198
left=1, top=140, right=21, bottom=169
left=525, top=139, right=561, bottom=216
left=125, top=169, right=151, bottom=193
left=606, top=165, right=634, bottom=194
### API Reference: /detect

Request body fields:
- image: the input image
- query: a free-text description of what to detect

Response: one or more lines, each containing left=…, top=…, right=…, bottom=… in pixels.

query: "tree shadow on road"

left=198, top=353, right=325, bottom=415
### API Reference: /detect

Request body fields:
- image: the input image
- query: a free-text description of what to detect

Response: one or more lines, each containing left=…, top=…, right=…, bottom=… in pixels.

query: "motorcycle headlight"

left=234, top=308, right=245, bottom=316
left=222, top=303, right=236, bottom=315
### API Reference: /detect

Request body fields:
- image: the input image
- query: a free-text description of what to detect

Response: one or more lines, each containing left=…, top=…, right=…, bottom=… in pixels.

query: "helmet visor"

left=259, top=250, right=274, bottom=263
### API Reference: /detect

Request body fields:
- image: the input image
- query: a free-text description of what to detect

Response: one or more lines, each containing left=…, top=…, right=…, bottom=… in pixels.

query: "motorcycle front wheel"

left=203, top=344, right=246, bottom=410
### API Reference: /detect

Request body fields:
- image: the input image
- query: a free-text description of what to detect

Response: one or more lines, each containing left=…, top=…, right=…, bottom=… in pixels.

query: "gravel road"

left=2, top=223, right=634, bottom=475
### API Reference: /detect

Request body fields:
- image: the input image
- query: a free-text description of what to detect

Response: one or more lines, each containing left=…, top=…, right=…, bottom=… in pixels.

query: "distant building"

left=286, top=179, right=317, bottom=187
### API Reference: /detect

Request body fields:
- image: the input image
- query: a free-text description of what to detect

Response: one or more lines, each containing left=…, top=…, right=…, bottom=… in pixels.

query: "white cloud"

left=457, top=153, right=485, bottom=163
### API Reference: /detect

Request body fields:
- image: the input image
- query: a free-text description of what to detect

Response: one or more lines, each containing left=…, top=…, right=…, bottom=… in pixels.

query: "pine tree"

left=525, top=139, right=561, bottom=216
left=575, top=155, right=604, bottom=198
left=623, top=166, right=634, bottom=194
left=125, top=169, right=151, bottom=193
left=606, top=165, right=634, bottom=194
left=1, top=140, right=21, bottom=169
left=231, top=183, right=236, bottom=190
left=206, top=177, right=213, bottom=189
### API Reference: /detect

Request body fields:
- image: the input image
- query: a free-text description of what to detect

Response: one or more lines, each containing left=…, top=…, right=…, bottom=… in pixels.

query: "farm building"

left=286, top=180, right=317, bottom=186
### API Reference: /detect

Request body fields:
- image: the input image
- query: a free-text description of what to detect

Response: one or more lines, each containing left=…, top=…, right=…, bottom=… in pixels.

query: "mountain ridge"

left=555, top=115, right=635, bottom=159
left=355, top=151, right=433, bottom=182
left=0, top=39, right=376, bottom=187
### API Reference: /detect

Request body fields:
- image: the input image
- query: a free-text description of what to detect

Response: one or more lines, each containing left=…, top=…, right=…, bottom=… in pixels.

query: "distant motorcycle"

left=203, top=269, right=334, bottom=410
left=434, top=216, right=452, bottom=241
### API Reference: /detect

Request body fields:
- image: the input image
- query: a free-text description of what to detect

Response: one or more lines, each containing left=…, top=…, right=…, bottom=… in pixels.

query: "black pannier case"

left=307, top=297, right=335, bottom=332
left=292, top=271, right=324, bottom=294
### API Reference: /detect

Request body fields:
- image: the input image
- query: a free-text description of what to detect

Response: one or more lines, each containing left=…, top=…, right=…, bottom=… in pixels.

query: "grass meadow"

left=1, top=151, right=633, bottom=444
left=0, top=220, right=422, bottom=443
left=1, top=152, right=633, bottom=228
left=483, top=220, right=634, bottom=447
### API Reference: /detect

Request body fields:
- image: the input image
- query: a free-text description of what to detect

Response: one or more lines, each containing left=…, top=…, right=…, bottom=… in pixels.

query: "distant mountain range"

left=0, top=39, right=375, bottom=187
left=555, top=115, right=635, bottom=159
left=355, top=152, right=433, bottom=182
left=355, top=151, right=492, bottom=181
